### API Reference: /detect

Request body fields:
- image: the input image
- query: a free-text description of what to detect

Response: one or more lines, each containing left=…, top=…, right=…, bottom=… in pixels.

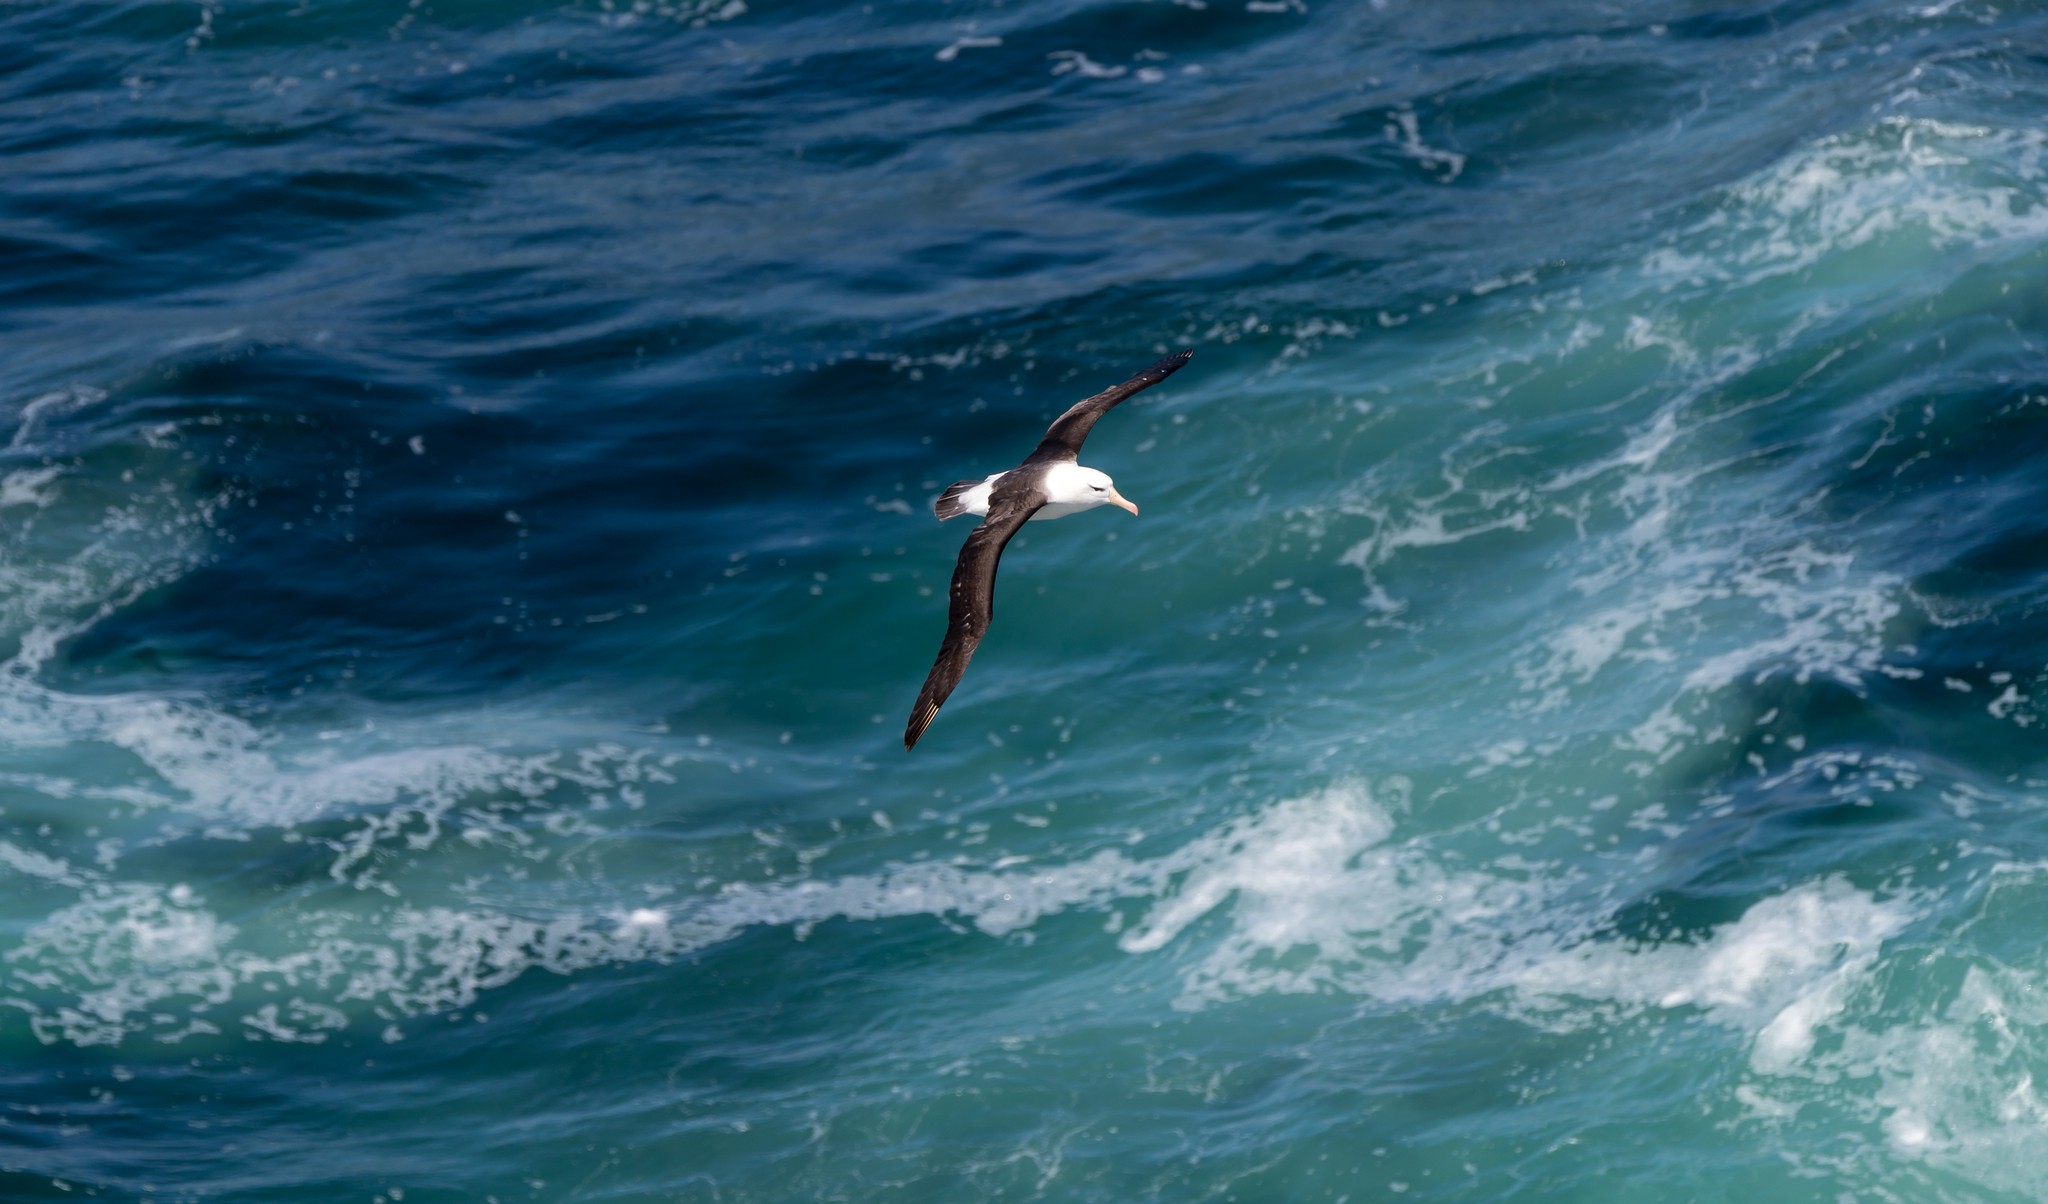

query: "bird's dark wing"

left=1026, top=349, right=1194, bottom=464
left=904, top=486, right=1043, bottom=750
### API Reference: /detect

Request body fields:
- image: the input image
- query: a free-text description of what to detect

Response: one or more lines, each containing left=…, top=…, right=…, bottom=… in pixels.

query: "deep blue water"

left=10, top=0, right=2048, bottom=1198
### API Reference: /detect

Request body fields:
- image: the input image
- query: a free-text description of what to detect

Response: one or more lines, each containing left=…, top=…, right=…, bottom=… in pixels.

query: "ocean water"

left=8, top=0, right=2048, bottom=1198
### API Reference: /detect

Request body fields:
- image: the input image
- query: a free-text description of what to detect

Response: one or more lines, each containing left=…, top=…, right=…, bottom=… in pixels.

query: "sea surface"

left=6, top=0, right=2048, bottom=1199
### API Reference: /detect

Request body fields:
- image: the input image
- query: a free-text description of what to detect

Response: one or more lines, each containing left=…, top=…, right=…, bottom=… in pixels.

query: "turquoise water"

left=9, top=0, right=2048, bottom=1198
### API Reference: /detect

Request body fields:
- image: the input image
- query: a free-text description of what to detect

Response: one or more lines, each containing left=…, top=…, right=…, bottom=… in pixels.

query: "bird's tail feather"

left=933, top=479, right=981, bottom=521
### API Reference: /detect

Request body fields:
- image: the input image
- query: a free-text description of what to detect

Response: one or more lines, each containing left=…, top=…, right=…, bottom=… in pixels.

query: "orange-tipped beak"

left=1108, top=487, right=1139, bottom=516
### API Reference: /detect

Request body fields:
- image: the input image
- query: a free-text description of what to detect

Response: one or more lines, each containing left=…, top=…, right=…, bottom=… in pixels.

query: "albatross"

left=904, top=349, right=1195, bottom=750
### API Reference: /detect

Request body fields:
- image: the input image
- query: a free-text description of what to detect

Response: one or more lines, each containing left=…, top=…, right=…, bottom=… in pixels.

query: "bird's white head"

left=1047, top=463, right=1139, bottom=515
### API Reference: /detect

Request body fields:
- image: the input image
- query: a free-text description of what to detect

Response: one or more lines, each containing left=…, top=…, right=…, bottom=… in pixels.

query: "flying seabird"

left=904, top=349, right=1195, bottom=750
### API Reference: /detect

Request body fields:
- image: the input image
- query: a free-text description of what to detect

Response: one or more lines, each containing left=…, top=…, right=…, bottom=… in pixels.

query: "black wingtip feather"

left=904, top=701, right=940, bottom=750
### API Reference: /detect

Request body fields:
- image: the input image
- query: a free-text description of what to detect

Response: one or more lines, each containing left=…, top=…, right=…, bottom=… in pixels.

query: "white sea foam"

left=0, top=466, right=63, bottom=510
left=1647, top=118, right=2048, bottom=290
left=0, top=779, right=1469, bottom=1040
left=935, top=35, right=1000, bottom=62
left=1718, top=866, right=2048, bottom=1195
left=1510, top=878, right=1909, bottom=1072
left=0, top=419, right=690, bottom=888
left=1311, top=115, right=2028, bottom=774
left=0, top=406, right=718, bottom=1044
left=7, top=386, right=107, bottom=451
left=0, top=767, right=1905, bottom=1060
left=0, top=771, right=1927, bottom=1138
left=0, top=774, right=1376, bottom=1040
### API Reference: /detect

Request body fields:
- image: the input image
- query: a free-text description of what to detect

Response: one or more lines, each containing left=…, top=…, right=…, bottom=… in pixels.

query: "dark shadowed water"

left=9, top=0, right=2048, bottom=1199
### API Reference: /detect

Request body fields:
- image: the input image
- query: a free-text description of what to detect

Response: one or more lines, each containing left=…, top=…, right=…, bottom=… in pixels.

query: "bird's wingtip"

left=904, top=701, right=940, bottom=750
left=1154, top=348, right=1195, bottom=375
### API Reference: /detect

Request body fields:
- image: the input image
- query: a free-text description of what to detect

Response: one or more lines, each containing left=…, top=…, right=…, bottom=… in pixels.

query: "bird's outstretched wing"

left=1027, top=349, right=1194, bottom=464
left=904, top=488, right=1043, bottom=749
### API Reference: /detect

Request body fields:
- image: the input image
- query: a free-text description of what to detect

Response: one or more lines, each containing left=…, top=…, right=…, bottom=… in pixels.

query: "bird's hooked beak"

left=1107, top=486, right=1139, bottom=516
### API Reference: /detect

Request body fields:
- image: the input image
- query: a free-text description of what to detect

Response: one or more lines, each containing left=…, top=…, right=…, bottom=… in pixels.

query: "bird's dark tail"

left=933, top=479, right=981, bottom=521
